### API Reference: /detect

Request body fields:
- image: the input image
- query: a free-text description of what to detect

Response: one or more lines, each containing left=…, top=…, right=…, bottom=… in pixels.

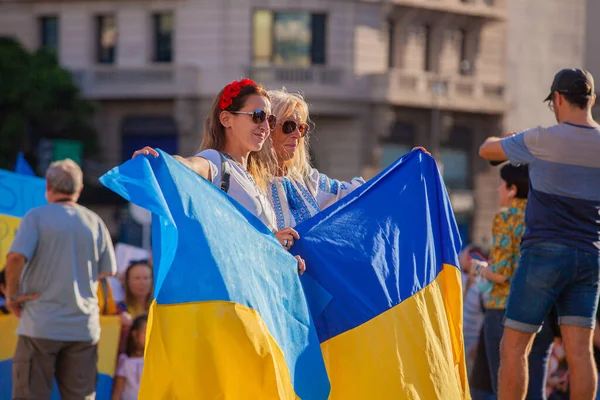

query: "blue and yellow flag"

left=14, top=152, right=36, bottom=177
left=100, top=149, right=468, bottom=399
left=100, top=152, right=331, bottom=400
left=292, top=150, right=469, bottom=399
left=0, top=169, right=46, bottom=268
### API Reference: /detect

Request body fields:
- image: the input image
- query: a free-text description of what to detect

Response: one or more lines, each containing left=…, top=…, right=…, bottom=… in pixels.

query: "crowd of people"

left=2, top=67, right=600, bottom=400
left=2, top=79, right=370, bottom=399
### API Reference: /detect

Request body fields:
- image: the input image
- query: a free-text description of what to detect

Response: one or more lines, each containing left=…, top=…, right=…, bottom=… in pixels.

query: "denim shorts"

left=505, top=241, right=600, bottom=333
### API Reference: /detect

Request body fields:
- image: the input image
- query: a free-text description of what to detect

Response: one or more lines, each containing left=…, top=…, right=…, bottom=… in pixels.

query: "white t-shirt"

left=196, top=149, right=277, bottom=231
left=116, top=354, right=144, bottom=400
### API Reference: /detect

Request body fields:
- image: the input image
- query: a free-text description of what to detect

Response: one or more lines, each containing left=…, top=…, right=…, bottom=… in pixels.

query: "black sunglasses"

left=278, top=120, right=309, bottom=137
left=230, top=109, right=277, bottom=131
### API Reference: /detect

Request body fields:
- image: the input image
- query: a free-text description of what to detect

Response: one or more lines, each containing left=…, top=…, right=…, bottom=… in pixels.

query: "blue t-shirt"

left=501, top=122, right=600, bottom=253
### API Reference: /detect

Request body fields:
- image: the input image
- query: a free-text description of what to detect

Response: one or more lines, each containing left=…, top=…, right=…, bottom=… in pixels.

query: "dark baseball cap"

left=544, top=68, right=595, bottom=102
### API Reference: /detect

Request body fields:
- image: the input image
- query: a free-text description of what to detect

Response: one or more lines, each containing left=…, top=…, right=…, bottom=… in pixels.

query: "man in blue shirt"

left=479, top=68, right=600, bottom=400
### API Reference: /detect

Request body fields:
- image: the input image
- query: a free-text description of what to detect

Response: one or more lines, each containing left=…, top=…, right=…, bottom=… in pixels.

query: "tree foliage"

left=0, top=37, right=99, bottom=171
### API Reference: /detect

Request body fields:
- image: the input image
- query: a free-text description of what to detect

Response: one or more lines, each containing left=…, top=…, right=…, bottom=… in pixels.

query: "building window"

left=458, top=29, right=471, bottom=75
left=388, top=19, right=396, bottom=69
left=422, top=25, right=431, bottom=72
left=39, top=16, right=59, bottom=53
left=252, top=10, right=327, bottom=67
left=441, top=148, right=469, bottom=189
left=441, top=127, right=472, bottom=190
left=380, top=121, right=415, bottom=169
left=96, top=15, right=117, bottom=64
left=153, top=13, right=173, bottom=63
left=253, top=11, right=273, bottom=66
left=311, top=14, right=326, bottom=65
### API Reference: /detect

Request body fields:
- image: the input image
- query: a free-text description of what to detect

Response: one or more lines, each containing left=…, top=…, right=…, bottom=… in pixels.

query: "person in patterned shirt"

left=265, top=89, right=366, bottom=232
left=477, top=164, right=554, bottom=399
left=265, top=88, right=428, bottom=232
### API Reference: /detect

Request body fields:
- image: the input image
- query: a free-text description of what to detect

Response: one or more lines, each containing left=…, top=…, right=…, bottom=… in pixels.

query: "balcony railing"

left=374, top=69, right=506, bottom=113
left=248, top=66, right=372, bottom=100
left=71, top=66, right=201, bottom=99
left=250, top=66, right=343, bottom=85
left=68, top=64, right=506, bottom=113
left=388, top=0, right=507, bottom=20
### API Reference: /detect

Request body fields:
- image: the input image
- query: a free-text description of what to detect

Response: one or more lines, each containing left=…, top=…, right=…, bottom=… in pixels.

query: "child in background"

left=112, top=314, right=147, bottom=400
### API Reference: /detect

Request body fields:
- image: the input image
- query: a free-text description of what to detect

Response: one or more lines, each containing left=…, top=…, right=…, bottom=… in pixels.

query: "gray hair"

left=45, top=159, right=83, bottom=195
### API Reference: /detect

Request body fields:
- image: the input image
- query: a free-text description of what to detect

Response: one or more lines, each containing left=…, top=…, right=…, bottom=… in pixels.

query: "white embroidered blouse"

left=268, top=168, right=365, bottom=229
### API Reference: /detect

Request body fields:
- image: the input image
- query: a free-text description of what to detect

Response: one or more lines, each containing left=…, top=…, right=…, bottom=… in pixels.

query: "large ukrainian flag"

left=292, top=150, right=469, bottom=399
left=100, top=151, right=331, bottom=400
left=101, top=149, right=468, bottom=399
left=0, top=169, right=46, bottom=268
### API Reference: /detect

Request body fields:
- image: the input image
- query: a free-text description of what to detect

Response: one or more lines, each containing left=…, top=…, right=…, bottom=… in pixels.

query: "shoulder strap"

left=218, top=152, right=231, bottom=193
left=100, top=278, right=109, bottom=315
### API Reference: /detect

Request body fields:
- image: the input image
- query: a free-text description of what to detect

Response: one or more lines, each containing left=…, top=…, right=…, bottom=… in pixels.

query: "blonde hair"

left=200, top=81, right=277, bottom=191
left=267, top=88, right=313, bottom=182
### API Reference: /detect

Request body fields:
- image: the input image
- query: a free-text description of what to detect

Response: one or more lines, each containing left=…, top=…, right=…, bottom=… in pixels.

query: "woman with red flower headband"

left=132, top=79, right=306, bottom=273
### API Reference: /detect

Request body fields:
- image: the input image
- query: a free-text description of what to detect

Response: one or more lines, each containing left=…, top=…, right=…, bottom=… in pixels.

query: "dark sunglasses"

left=230, top=109, right=277, bottom=131
left=278, top=120, right=309, bottom=137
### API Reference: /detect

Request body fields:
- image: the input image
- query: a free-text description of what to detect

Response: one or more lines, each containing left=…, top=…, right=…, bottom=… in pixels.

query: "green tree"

left=0, top=36, right=99, bottom=171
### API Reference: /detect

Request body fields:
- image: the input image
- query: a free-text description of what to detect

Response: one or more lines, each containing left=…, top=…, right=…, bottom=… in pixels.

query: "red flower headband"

left=219, top=78, right=257, bottom=110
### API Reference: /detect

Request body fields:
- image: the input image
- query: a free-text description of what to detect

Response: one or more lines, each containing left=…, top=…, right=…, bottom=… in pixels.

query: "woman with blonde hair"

left=265, top=88, right=365, bottom=240
left=133, top=79, right=305, bottom=272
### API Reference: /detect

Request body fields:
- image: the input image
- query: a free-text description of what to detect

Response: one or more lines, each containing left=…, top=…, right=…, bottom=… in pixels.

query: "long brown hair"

left=123, top=261, right=153, bottom=314
left=200, top=81, right=277, bottom=191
